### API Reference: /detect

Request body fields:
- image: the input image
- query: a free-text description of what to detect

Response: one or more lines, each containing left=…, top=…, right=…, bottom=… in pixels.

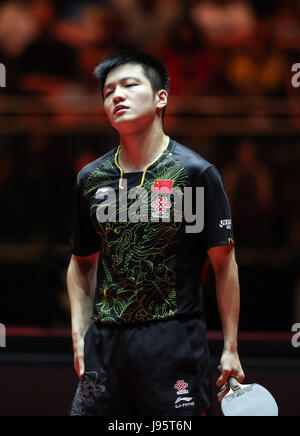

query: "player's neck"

left=118, top=122, right=168, bottom=173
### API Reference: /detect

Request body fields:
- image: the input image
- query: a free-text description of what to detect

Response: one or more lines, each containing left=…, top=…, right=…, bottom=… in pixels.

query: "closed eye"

left=104, top=84, right=137, bottom=98
left=104, top=90, right=113, bottom=99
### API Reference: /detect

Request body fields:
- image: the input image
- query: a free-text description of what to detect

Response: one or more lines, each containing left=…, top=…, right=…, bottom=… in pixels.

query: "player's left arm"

left=208, top=243, right=245, bottom=401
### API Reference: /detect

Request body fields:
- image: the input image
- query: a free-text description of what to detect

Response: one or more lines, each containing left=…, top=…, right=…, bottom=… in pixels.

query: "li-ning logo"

left=0, top=64, right=6, bottom=88
left=175, top=396, right=194, bottom=404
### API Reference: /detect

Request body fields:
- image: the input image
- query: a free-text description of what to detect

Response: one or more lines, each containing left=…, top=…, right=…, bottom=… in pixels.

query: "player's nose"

left=113, top=87, right=126, bottom=105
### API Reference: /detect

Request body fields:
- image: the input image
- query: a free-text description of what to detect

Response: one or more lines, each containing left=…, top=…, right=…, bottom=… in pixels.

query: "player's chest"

left=86, top=174, right=187, bottom=225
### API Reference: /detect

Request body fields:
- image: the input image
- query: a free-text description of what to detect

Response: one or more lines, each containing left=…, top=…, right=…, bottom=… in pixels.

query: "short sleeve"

left=201, top=165, right=235, bottom=251
left=70, top=173, right=101, bottom=256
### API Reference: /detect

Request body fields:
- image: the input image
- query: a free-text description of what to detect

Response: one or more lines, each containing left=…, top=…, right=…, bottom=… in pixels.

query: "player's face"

left=103, top=64, right=159, bottom=129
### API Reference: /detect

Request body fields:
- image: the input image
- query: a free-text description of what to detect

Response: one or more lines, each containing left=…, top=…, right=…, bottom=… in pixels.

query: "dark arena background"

left=0, top=0, right=299, bottom=417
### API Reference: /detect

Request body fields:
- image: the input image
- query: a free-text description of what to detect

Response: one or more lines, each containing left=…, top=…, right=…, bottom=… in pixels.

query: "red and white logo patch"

left=151, top=195, right=171, bottom=219
left=151, top=196, right=171, bottom=213
left=174, top=380, right=189, bottom=395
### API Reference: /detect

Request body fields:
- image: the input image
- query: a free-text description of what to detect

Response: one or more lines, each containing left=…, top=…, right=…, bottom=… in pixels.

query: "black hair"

left=94, top=50, right=170, bottom=119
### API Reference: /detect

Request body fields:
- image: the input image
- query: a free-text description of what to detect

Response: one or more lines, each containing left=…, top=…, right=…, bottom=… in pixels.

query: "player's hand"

left=73, top=336, right=85, bottom=379
left=216, top=351, right=245, bottom=402
left=217, top=380, right=230, bottom=403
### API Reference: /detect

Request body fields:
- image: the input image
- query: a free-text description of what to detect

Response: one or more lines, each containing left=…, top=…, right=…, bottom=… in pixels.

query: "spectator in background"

left=75, top=7, right=129, bottom=92
left=0, top=0, right=39, bottom=56
left=269, top=0, right=300, bottom=109
left=222, top=140, right=274, bottom=247
left=53, top=5, right=130, bottom=101
left=225, top=27, right=287, bottom=97
left=0, top=0, right=39, bottom=92
left=0, top=1, right=40, bottom=58
left=111, top=0, right=181, bottom=51
left=57, top=0, right=111, bottom=19
left=19, top=0, right=78, bottom=96
left=161, top=18, right=225, bottom=96
left=189, top=0, right=256, bottom=48
left=55, top=4, right=126, bottom=50
left=270, top=0, right=300, bottom=52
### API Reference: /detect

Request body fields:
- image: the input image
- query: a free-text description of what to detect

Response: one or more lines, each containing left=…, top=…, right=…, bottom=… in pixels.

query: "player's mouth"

left=113, top=105, right=129, bottom=115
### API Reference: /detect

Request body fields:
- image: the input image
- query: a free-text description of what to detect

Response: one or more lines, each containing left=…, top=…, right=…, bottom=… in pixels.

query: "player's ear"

left=156, top=90, right=168, bottom=111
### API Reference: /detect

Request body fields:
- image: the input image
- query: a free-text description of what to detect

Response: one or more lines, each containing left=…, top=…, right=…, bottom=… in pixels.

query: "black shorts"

left=69, top=316, right=212, bottom=416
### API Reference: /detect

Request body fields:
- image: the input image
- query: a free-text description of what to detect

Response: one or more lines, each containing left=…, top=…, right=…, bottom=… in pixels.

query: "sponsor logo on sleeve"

left=219, top=219, right=232, bottom=229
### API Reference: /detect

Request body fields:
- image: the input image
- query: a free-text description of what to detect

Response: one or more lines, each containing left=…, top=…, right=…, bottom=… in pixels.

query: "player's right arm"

left=67, top=252, right=99, bottom=378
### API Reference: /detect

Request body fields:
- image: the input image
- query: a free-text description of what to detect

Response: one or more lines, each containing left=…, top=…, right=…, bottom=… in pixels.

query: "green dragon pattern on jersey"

left=82, top=149, right=190, bottom=324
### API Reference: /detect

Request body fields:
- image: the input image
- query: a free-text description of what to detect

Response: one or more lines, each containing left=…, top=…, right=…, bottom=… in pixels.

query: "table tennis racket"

left=217, top=366, right=278, bottom=416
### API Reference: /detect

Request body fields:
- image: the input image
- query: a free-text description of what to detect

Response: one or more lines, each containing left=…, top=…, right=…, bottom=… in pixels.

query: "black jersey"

left=71, top=138, right=234, bottom=325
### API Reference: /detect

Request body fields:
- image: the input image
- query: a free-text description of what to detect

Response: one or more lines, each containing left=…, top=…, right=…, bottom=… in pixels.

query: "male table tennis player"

left=67, top=51, right=244, bottom=416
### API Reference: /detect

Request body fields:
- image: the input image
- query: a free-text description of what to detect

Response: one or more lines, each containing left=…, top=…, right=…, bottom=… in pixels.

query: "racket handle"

left=227, top=376, right=241, bottom=392
left=217, top=365, right=241, bottom=392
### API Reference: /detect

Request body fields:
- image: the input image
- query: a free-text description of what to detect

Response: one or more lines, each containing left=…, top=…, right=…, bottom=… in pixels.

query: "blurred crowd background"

left=0, top=0, right=299, bottom=331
